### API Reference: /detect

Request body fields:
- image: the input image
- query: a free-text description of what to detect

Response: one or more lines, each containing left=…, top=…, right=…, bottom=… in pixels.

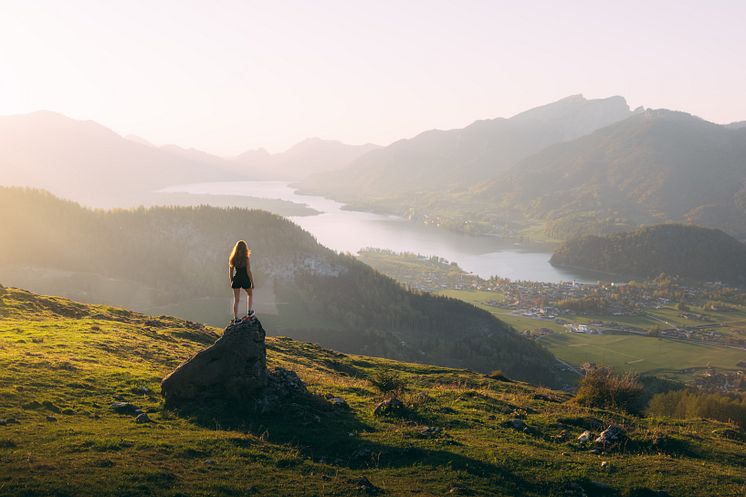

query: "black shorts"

left=231, top=271, right=253, bottom=289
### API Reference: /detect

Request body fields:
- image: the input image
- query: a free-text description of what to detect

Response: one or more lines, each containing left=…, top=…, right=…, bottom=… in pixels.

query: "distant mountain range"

left=4, top=96, right=746, bottom=240
left=299, top=95, right=640, bottom=198
left=299, top=95, right=746, bottom=241
left=550, top=224, right=746, bottom=285
left=235, top=138, right=380, bottom=180
left=0, top=111, right=377, bottom=208
left=0, top=111, right=248, bottom=207
left=475, top=109, right=746, bottom=239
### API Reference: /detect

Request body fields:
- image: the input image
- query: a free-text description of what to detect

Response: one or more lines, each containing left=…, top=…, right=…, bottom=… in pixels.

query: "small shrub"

left=370, top=370, right=407, bottom=397
left=487, top=369, right=510, bottom=381
left=574, top=366, right=643, bottom=413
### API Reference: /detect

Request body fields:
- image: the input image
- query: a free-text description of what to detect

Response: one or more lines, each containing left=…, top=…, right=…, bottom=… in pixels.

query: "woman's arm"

left=247, top=257, right=255, bottom=288
left=229, top=265, right=234, bottom=283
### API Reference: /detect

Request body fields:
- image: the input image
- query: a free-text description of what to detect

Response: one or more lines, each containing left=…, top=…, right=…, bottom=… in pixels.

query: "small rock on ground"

left=373, top=396, right=404, bottom=417
left=325, top=394, right=348, bottom=407
left=111, top=402, right=142, bottom=415
left=595, top=425, right=627, bottom=445
left=577, top=430, right=593, bottom=443
left=505, top=418, right=525, bottom=430
left=135, top=413, right=152, bottom=424
left=418, top=426, right=443, bottom=438
left=41, top=401, right=61, bottom=413
left=131, top=386, right=153, bottom=395
left=448, top=483, right=474, bottom=495
left=348, top=476, right=383, bottom=495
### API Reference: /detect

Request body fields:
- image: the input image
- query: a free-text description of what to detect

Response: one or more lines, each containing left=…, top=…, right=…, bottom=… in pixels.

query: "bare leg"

left=245, top=288, right=253, bottom=315
left=232, top=288, right=241, bottom=320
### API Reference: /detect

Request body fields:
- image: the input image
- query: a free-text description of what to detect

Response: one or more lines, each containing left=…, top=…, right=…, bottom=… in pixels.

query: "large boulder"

left=161, top=318, right=267, bottom=405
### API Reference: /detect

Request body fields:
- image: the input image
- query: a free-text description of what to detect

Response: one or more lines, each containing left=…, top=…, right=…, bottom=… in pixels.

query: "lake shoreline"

left=164, top=180, right=598, bottom=283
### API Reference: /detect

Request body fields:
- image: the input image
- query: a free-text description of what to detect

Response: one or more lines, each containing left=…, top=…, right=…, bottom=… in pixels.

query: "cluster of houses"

left=366, top=252, right=746, bottom=350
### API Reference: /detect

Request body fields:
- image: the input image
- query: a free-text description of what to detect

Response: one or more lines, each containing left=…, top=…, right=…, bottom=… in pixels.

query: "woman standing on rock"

left=229, top=240, right=255, bottom=323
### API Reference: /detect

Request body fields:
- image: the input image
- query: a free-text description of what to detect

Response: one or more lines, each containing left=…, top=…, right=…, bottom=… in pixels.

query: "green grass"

left=439, top=289, right=746, bottom=381
left=538, top=333, right=746, bottom=377
left=0, top=287, right=745, bottom=496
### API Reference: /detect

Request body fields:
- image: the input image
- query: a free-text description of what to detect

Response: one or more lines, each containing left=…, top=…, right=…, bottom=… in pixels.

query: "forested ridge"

left=0, top=187, right=560, bottom=385
left=550, top=224, right=746, bottom=285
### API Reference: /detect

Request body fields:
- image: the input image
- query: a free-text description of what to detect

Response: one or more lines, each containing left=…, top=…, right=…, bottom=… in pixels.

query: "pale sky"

left=1, top=0, right=745, bottom=155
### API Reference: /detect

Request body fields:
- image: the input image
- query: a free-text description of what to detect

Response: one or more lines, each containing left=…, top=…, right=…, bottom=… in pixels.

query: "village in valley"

left=357, top=248, right=746, bottom=391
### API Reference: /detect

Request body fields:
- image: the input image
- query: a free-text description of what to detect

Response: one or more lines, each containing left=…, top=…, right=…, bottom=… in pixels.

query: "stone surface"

left=595, top=425, right=627, bottom=445
left=161, top=318, right=267, bottom=405
left=373, top=395, right=405, bottom=417
left=252, top=367, right=308, bottom=413
left=417, top=426, right=443, bottom=438
left=41, top=401, right=61, bottom=413
left=131, top=386, right=153, bottom=395
left=505, top=418, right=525, bottom=430
left=325, top=394, right=348, bottom=408
left=348, top=476, right=382, bottom=495
left=111, top=402, right=141, bottom=415
left=554, top=429, right=569, bottom=441
left=135, top=413, right=152, bottom=424
left=577, top=430, right=593, bottom=443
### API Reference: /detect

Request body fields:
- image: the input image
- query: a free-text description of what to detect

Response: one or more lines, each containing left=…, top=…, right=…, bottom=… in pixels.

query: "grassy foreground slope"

left=1, top=287, right=745, bottom=496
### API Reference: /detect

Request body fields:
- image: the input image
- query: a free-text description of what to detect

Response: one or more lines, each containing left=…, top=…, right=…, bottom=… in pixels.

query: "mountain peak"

left=630, top=108, right=714, bottom=127
left=510, top=94, right=631, bottom=123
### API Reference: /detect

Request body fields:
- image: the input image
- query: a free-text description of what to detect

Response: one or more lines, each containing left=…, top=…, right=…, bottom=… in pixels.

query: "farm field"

left=440, top=289, right=746, bottom=380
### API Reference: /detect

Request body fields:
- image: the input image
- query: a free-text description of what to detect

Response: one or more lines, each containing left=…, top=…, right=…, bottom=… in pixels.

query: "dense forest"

left=0, top=187, right=560, bottom=385
left=550, top=224, right=746, bottom=285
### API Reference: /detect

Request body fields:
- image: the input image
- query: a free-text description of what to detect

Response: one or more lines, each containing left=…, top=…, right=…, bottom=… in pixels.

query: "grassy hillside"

left=0, top=188, right=559, bottom=385
left=550, top=224, right=746, bottom=285
left=0, top=288, right=744, bottom=496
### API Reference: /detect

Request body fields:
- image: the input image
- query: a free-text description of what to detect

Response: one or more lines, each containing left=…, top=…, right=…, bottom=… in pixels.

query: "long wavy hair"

left=229, top=240, right=251, bottom=268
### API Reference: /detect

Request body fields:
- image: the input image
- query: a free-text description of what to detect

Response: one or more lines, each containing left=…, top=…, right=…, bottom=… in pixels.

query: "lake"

left=161, top=181, right=601, bottom=283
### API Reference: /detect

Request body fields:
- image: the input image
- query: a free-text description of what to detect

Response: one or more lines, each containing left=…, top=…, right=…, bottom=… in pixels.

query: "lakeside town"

left=357, top=248, right=746, bottom=351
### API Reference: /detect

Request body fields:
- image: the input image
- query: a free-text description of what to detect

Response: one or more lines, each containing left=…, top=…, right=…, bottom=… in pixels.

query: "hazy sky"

left=1, top=0, right=745, bottom=155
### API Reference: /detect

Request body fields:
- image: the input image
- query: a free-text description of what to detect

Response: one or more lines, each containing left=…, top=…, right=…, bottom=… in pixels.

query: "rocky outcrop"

left=595, top=425, right=628, bottom=446
left=373, top=396, right=405, bottom=417
left=161, top=318, right=267, bottom=405
left=253, top=367, right=308, bottom=413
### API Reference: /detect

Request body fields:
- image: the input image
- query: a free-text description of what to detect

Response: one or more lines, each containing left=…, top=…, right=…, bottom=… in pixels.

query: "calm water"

left=161, top=181, right=599, bottom=283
